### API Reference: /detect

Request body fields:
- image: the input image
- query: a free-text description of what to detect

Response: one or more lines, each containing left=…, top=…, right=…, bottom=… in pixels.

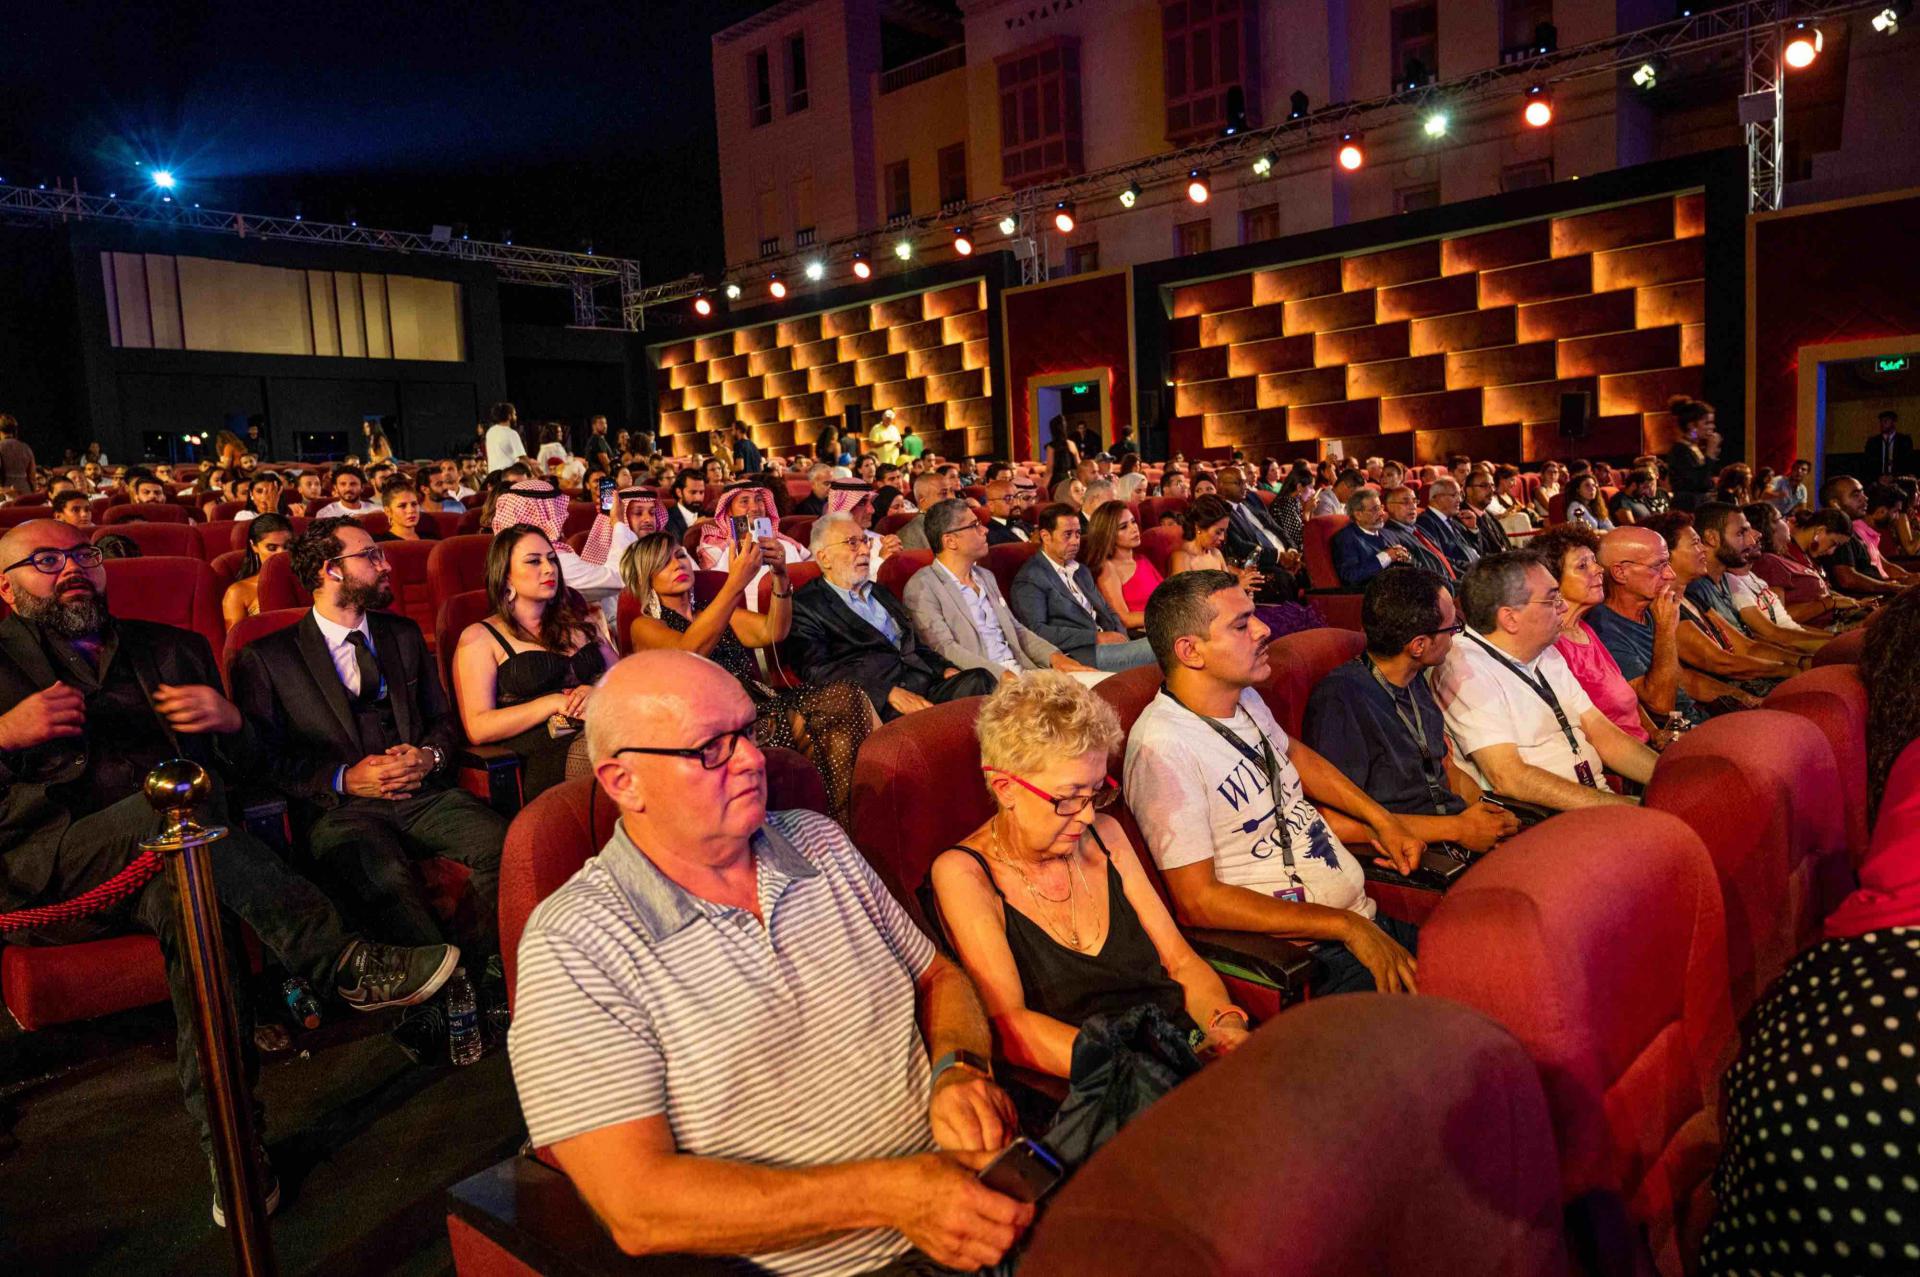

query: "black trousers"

left=14, top=789, right=356, bottom=1156
left=910, top=666, right=1000, bottom=708
left=305, top=786, right=504, bottom=957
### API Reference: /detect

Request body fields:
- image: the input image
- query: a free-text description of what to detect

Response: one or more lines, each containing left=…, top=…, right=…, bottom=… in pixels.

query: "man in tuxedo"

left=982, top=479, right=1032, bottom=545
left=1009, top=504, right=1156, bottom=671
left=662, top=469, right=708, bottom=541
left=0, top=519, right=455, bottom=1208
left=1215, top=465, right=1303, bottom=600
left=1866, top=410, right=1915, bottom=480
left=1414, top=477, right=1483, bottom=574
left=1331, top=488, right=1418, bottom=587
left=788, top=513, right=998, bottom=720
left=230, top=518, right=504, bottom=958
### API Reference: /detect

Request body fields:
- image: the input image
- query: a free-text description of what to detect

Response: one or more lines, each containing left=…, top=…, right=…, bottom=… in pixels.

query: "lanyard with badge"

left=1360, top=655, right=1458, bottom=814
left=1464, top=633, right=1600, bottom=788
left=1158, top=687, right=1306, bottom=899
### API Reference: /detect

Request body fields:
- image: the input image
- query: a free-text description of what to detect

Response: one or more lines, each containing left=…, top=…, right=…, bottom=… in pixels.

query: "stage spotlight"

left=1118, top=180, right=1141, bottom=208
left=998, top=213, right=1018, bottom=235
left=1784, top=23, right=1822, bottom=67
left=894, top=239, right=913, bottom=261
left=1251, top=153, right=1274, bottom=177
left=1873, top=4, right=1907, bottom=34
left=1523, top=85, right=1553, bottom=128
left=1423, top=110, right=1448, bottom=138
left=1289, top=90, right=1309, bottom=119
left=1185, top=170, right=1210, bottom=204
left=769, top=275, right=787, bottom=299
left=693, top=294, right=713, bottom=317
left=1336, top=133, right=1365, bottom=171
left=1632, top=60, right=1658, bottom=89
left=151, top=170, right=175, bottom=190
left=1052, top=202, right=1076, bottom=233
left=725, top=282, right=743, bottom=300
left=852, top=252, right=871, bottom=279
left=953, top=226, right=974, bottom=256
left=805, top=260, right=825, bottom=281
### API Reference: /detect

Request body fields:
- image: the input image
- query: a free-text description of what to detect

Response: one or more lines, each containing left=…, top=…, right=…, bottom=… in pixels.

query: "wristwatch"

left=930, top=1049, right=992, bottom=1088
left=424, top=745, right=446, bottom=774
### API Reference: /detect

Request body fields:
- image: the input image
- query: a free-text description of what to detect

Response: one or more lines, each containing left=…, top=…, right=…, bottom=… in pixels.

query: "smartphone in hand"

left=975, top=1138, right=1063, bottom=1204
left=598, top=479, right=616, bottom=513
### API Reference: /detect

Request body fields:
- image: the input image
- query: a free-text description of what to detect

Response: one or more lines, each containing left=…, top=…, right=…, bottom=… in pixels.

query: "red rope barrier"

left=0, top=849, right=167, bottom=932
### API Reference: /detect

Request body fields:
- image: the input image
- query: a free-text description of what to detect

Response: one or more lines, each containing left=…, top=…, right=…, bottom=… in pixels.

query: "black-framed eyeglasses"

left=1425, top=622, right=1467, bottom=638
left=329, top=546, right=388, bottom=568
left=4, top=545, right=105, bottom=575
left=614, top=725, right=756, bottom=770
left=943, top=520, right=984, bottom=538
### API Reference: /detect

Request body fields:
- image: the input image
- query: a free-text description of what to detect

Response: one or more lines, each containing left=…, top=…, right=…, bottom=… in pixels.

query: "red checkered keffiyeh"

left=492, top=480, right=613, bottom=564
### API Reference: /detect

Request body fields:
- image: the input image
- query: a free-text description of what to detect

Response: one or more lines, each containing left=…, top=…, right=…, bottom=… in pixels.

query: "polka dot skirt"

left=1700, top=927, right=1920, bottom=1275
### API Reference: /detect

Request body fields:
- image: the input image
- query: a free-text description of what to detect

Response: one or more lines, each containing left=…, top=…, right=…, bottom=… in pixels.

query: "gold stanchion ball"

left=144, top=758, right=212, bottom=813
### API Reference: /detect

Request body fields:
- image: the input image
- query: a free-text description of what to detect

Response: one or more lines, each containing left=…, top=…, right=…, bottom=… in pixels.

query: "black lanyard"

left=1158, top=687, right=1296, bottom=875
left=1360, top=656, right=1456, bottom=815
left=1464, top=632, right=1599, bottom=787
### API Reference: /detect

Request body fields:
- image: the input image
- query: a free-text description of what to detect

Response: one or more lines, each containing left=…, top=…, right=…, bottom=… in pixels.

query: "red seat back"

left=8, top=492, right=49, bottom=506
left=197, top=520, right=242, bottom=560
left=1140, top=496, right=1188, bottom=528
left=779, top=514, right=817, bottom=544
left=1419, top=808, right=1734, bottom=1273
left=561, top=503, right=598, bottom=537
left=1765, top=665, right=1870, bottom=868
left=1093, top=663, right=1165, bottom=737
left=1546, top=492, right=1570, bottom=525
left=877, top=548, right=932, bottom=599
left=381, top=539, right=441, bottom=649
left=428, top=535, right=494, bottom=619
left=457, top=507, right=485, bottom=534
left=103, top=557, right=225, bottom=658
left=499, top=754, right=827, bottom=1010
left=90, top=521, right=199, bottom=558
left=1136, top=525, right=1181, bottom=578
left=206, top=499, right=250, bottom=522
left=1258, top=627, right=1366, bottom=738
left=101, top=502, right=189, bottom=525
left=1022, top=995, right=1568, bottom=1277
left=255, top=552, right=312, bottom=611
left=1644, top=710, right=1848, bottom=1017
left=848, top=697, right=995, bottom=929
left=1302, top=514, right=1348, bottom=590
left=436, top=590, right=493, bottom=695
left=208, top=550, right=243, bottom=596
left=1811, top=626, right=1865, bottom=667
left=0, top=506, right=59, bottom=527
left=878, top=511, right=915, bottom=536
left=222, top=608, right=307, bottom=689
left=985, top=540, right=1042, bottom=600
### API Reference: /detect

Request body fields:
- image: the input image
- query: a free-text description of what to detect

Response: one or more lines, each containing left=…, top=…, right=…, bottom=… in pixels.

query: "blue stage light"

left=152, top=170, right=176, bottom=190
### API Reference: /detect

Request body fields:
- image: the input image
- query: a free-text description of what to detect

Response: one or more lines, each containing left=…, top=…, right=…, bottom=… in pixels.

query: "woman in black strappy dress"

left=451, top=525, right=618, bottom=800
left=620, top=530, right=875, bottom=821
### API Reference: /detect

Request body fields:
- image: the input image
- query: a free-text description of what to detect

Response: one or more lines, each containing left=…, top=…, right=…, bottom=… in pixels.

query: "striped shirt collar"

left=601, top=818, right=820, bottom=942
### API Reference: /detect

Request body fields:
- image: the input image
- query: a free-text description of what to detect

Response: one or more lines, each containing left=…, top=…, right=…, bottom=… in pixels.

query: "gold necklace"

left=990, top=816, right=1090, bottom=949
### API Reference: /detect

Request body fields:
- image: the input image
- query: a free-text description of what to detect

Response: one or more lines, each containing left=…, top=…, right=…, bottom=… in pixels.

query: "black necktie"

left=346, top=631, right=381, bottom=705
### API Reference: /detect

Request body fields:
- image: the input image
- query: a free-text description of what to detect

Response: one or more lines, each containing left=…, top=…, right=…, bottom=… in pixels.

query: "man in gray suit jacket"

left=904, top=499, right=1095, bottom=677
left=1008, top=503, right=1157, bottom=672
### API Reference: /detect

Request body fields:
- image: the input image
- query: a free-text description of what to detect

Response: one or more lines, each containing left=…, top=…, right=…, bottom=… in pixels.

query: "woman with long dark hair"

left=1045, top=414, right=1079, bottom=490
left=1083, top=500, right=1160, bottom=632
left=220, top=513, right=294, bottom=630
left=451, top=524, right=617, bottom=800
left=362, top=418, right=394, bottom=466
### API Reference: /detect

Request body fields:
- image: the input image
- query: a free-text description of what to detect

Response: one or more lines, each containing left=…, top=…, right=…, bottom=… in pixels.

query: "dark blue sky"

left=2, top=0, right=772, bottom=278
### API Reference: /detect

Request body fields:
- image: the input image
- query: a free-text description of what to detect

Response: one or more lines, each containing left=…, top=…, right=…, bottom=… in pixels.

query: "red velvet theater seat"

left=876, top=547, right=932, bottom=599
left=429, top=534, right=494, bottom=621
left=1302, top=513, right=1348, bottom=590
left=378, top=538, right=440, bottom=649
left=1257, top=626, right=1365, bottom=738
left=1418, top=807, right=1735, bottom=1276
left=498, top=753, right=827, bottom=1011
left=101, top=501, right=190, bottom=525
left=1092, top=662, right=1165, bottom=735
left=103, top=556, right=225, bottom=656
left=1136, top=525, right=1181, bottom=577
left=221, top=608, right=307, bottom=690
left=90, top=520, right=200, bottom=559
left=1765, top=664, right=1870, bottom=873
left=985, top=540, right=1041, bottom=600
left=1643, top=710, right=1848, bottom=1018
left=1022, top=995, right=1569, bottom=1277
left=2, top=935, right=168, bottom=1031
left=253, top=552, right=311, bottom=612
left=1810, top=625, right=1866, bottom=667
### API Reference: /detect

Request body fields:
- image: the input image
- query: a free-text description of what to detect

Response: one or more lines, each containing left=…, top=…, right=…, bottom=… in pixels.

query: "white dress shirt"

left=312, top=608, right=380, bottom=698
left=1044, top=552, right=1097, bottom=618
left=936, top=560, right=1019, bottom=669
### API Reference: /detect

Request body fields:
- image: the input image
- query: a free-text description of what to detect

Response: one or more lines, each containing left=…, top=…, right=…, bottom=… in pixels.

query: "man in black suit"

left=230, top=518, right=504, bottom=957
left=1461, top=468, right=1512, bottom=556
left=662, top=469, right=709, bottom=541
left=982, top=478, right=1031, bottom=545
left=0, top=519, right=454, bottom=1207
left=1214, top=465, right=1304, bottom=601
left=1867, top=410, right=1915, bottom=480
left=789, top=513, right=998, bottom=721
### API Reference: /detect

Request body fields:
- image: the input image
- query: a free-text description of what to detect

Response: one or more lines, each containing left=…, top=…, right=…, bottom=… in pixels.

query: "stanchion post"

left=142, top=760, right=278, bottom=1277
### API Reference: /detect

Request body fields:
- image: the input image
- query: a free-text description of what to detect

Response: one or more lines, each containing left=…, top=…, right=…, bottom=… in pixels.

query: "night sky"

left=2, top=0, right=775, bottom=282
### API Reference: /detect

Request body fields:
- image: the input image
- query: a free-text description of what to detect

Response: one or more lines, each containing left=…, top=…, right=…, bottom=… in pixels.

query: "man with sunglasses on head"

left=1301, top=567, right=1520, bottom=855
left=1432, top=551, right=1658, bottom=812
left=1123, top=570, right=1426, bottom=996
left=510, top=650, right=1031, bottom=1275
left=230, top=518, right=505, bottom=965
left=0, top=519, right=457, bottom=1223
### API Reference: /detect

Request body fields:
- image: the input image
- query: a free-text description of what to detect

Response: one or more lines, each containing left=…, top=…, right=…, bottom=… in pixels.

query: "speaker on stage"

left=843, top=403, right=864, bottom=442
left=1558, top=391, right=1590, bottom=440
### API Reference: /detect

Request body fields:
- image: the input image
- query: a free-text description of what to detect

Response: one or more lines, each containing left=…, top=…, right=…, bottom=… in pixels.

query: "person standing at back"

left=0, top=414, right=36, bottom=493
left=484, top=401, right=528, bottom=474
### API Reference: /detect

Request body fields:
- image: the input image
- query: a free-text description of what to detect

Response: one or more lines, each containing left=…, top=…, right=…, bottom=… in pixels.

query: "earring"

left=503, top=586, right=516, bottom=606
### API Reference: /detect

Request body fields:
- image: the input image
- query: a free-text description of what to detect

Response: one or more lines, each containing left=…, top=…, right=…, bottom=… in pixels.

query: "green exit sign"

left=1876, top=356, right=1910, bottom=373
left=1069, top=383, right=1092, bottom=395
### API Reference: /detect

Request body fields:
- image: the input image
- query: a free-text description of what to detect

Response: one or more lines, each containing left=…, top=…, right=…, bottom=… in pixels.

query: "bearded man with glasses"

left=230, top=517, right=505, bottom=965
left=0, top=519, right=459, bottom=1223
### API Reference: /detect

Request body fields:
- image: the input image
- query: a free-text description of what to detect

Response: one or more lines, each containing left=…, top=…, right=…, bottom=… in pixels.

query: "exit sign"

left=1069, top=383, right=1092, bottom=395
left=1876, top=356, right=1910, bottom=372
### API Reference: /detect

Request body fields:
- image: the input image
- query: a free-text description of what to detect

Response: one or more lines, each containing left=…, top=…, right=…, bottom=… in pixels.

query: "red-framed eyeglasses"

left=985, top=768, right=1119, bottom=817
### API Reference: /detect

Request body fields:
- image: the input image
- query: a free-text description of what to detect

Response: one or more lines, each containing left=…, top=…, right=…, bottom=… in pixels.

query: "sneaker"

left=333, top=940, right=460, bottom=1013
left=210, top=1150, right=282, bottom=1228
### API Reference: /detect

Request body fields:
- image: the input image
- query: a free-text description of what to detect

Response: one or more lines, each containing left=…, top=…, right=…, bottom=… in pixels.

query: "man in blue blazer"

left=1009, top=503, right=1156, bottom=671
left=1330, top=488, right=1417, bottom=588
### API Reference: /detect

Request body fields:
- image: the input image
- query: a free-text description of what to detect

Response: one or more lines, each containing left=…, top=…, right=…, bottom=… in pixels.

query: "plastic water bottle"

left=282, top=977, right=321, bottom=1030
left=446, top=968, right=483, bottom=1066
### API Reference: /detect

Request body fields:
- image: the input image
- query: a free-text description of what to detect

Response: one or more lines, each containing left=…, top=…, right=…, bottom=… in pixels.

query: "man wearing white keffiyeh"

left=491, top=480, right=637, bottom=624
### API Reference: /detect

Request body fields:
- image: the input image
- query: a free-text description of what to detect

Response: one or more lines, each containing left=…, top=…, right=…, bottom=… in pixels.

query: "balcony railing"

left=879, top=44, right=965, bottom=95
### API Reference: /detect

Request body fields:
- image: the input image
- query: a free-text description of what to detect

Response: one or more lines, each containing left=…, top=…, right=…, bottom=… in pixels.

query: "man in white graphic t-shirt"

left=1123, top=569, right=1425, bottom=995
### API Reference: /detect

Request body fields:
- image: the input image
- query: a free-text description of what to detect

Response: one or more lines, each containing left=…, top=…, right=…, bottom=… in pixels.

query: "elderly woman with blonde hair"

left=929, top=673, right=1250, bottom=1080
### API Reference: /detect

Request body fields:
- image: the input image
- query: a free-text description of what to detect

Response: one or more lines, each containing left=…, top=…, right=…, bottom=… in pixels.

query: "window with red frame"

left=1163, top=0, right=1257, bottom=144
left=997, top=39, right=1084, bottom=186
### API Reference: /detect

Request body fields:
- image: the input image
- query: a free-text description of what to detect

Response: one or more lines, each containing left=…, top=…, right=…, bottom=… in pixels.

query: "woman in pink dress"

left=1082, top=499, right=1161, bottom=632
left=1533, top=524, right=1668, bottom=746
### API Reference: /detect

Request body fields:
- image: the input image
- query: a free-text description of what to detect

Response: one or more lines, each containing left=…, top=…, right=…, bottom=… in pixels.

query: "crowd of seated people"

left=3, top=396, right=1917, bottom=1269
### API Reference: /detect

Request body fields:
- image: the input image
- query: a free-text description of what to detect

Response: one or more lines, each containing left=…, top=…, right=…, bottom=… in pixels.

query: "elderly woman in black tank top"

left=930, top=673, right=1250, bottom=1080
left=452, top=524, right=618, bottom=799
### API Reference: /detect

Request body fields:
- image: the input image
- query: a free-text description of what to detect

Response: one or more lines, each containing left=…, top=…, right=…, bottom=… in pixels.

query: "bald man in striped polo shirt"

left=509, top=650, right=1032, bottom=1275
